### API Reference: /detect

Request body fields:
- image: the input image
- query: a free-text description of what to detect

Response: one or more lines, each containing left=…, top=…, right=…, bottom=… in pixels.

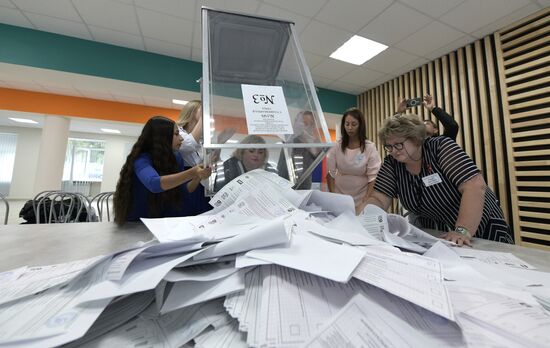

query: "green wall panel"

left=0, top=23, right=356, bottom=114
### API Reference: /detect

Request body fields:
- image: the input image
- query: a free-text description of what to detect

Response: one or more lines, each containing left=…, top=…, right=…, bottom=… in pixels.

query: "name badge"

left=422, top=173, right=442, bottom=187
left=354, top=153, right=364, bottom=164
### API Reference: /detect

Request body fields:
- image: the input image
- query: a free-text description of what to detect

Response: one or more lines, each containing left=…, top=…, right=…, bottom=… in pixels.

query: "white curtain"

left=0, top=133, right=17, bottom=196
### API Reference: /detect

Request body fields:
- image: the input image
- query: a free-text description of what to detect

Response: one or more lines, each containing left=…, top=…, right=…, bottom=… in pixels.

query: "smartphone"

left=406, top=97, right=423, bottom=108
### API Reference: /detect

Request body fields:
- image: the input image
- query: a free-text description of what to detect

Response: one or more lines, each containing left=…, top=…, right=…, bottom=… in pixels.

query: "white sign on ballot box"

left=241, top=84, right=293, bottom=135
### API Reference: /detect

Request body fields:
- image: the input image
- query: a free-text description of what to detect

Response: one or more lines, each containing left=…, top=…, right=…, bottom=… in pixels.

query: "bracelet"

left=455, top=226, right=471, bottom=239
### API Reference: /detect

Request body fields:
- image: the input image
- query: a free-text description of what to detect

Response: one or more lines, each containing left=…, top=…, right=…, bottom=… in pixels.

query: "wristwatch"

left=455, top=226, right=471, bottom=239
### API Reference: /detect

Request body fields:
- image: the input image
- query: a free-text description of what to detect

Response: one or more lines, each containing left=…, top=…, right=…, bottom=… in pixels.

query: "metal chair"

left=90, top=192, right=114, bottom=222
left=33, top=190, right=59, bottom=224
left=33, top=190, right=93, bottom=223
left=0, top=193, right=8, bottom=225
left=70, top=192, right=93, bottom=222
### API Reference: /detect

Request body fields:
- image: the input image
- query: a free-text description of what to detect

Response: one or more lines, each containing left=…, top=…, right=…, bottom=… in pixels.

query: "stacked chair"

left=90, top=191, right=114, bottom=222
left=0, top=193, right=8, bottom=225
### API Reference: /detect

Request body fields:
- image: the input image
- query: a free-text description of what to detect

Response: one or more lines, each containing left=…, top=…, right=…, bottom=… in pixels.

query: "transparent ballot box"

left=201, top=7, right=334, bottom=195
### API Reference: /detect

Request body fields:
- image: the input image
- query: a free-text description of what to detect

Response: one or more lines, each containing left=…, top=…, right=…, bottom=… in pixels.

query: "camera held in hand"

left=406, top=97, right=422, bottom=108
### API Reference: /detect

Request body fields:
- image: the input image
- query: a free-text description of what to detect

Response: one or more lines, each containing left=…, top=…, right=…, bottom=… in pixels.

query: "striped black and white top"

left=374, top=137, right=513, bottom=243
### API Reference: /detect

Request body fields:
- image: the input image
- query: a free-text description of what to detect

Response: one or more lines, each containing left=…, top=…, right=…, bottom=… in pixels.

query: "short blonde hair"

left=378, top=114, right=426, bottom=146
left=233, top=135, right=268, bottom=163
left=177, top=100, right=201, bottom=130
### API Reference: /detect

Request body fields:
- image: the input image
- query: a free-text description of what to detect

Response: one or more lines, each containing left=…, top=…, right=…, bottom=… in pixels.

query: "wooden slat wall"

left=357, top=8, right=550, bottom=250
left=496, top=8, right=550, bottom=251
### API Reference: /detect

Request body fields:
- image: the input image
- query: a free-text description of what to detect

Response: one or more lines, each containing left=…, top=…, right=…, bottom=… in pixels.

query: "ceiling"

left=0, top=0, right=547, bottom=97
left=0, top=0, right=547, bottom=137
left=0, top=109, right=145, bottom=136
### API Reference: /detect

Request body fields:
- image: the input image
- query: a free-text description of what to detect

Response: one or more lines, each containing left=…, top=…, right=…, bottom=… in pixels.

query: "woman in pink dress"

left=326, top=107, right=381, bottom=215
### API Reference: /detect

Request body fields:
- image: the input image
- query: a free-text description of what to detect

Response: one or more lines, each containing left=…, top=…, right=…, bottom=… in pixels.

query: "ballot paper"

left=303, top=293, right=441, bottom=348
left=360, top=205, right=453, bottom=252
left=364, top=285, right=466, bottom=346
left=76, top=299, right=229, bottom=348
left=235, top=253, right=272, bottom=268
left=424, top=241, right=489, bottom=282
left=0, top=266, right=27, bottom=283
left=246, top=220, right=365, bottom=282
left=81, top=247, right=209, bottom=302
left=0, top=258, right=113, bottom=347
left=302, top=190, right=355, bottom=216
left=453, top=248, right=536, bottom=270
left=62, top=290, right=156, bottom=348
left=164, top=260, right=239, bottom=282
left=456, top=314, right=525, bottom=348
left=446, top=284, right=549, bottom=347
left=353, top=246, right=455, bottom=321
left=224, top=267, right=263, bottom=333
left=309, top=211, right=386, bottom=246
left=144, top=178, right=299, bottom=244
left=0, top=255, right=105, bottom=306
left=193, top=217, right=290, bottom=261
left=161, top=269, right=246, bottom=314
left=252, top=265, right=369, bottom=347
left=209, top=169, right=296, bottom=211
left=461, top=297, right=550, bottom=348
left=193, top=320, right=248, bottom=348
left=358, top=204, right=389, bottom=240
left=141, top=215, right=210, bottom=243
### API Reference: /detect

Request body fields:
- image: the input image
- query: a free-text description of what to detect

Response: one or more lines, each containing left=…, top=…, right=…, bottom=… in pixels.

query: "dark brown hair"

left=340, top=107, right=367, bottom=152
left=114, top=116, right=181, bottom=225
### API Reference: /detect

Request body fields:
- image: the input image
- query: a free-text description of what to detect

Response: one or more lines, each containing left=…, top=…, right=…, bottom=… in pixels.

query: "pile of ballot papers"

left=1, top=169, right=550, bottom=348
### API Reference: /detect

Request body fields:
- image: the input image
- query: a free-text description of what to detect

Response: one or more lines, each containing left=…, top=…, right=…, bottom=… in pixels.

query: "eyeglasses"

left=383, top=141, right=405, bottom=152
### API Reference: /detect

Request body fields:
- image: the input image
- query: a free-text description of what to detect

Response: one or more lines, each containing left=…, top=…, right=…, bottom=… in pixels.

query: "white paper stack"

left=2, top=170, right=550, bottom=348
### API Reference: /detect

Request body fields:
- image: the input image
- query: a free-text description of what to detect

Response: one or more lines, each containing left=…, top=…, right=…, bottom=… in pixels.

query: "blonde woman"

left=366, top=114, right=513, bottom=246
left=177, top=100, right=235, bottom=165
left=214, top=135, right=277, bottom=190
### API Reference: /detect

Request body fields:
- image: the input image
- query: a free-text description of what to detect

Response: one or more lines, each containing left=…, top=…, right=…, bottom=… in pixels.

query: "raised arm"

left=188, top=113, right=203, bottom=144
left=432, top=107, right=459, bottom=141
left=423, top=95, right=459, bottom=141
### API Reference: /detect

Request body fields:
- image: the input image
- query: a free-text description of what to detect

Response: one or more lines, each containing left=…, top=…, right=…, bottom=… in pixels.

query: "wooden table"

left=1, top=222, right=550, bottom=272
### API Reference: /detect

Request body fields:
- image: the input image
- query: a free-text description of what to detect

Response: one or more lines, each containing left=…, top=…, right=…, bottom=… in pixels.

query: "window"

left=63, top=138, right=106, bottom=182
left=0, top=133, right=17, bottom=195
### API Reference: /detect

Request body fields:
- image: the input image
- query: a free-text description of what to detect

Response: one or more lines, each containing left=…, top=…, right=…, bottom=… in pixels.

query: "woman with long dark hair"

left=114, top=116, right=210, bottom=225
left=326, top=107, right=381, bottom=215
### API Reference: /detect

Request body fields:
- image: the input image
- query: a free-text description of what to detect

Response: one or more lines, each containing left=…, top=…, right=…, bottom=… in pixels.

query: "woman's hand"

left=423, top=94, right=435, bottom=112
left=439, top=231, right=472, bottom=247
left=195, top=165, right=212, bottom=180
left=396, top=98, right=407, bottom=114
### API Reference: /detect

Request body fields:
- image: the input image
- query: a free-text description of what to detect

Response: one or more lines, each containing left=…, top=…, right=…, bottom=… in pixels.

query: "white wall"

left=0, top=126, right=42, bottom=199
left=0, top=125, right=137, bottom=199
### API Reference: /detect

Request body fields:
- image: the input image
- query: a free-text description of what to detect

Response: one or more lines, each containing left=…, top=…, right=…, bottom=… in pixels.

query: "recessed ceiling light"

left=9, top=117, right=38, bottom=124
left=329, top=35, right=388, bottom=65
left=101, top=128, right=121, bottom=134
left=172, top=99, right=188, bottom=105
